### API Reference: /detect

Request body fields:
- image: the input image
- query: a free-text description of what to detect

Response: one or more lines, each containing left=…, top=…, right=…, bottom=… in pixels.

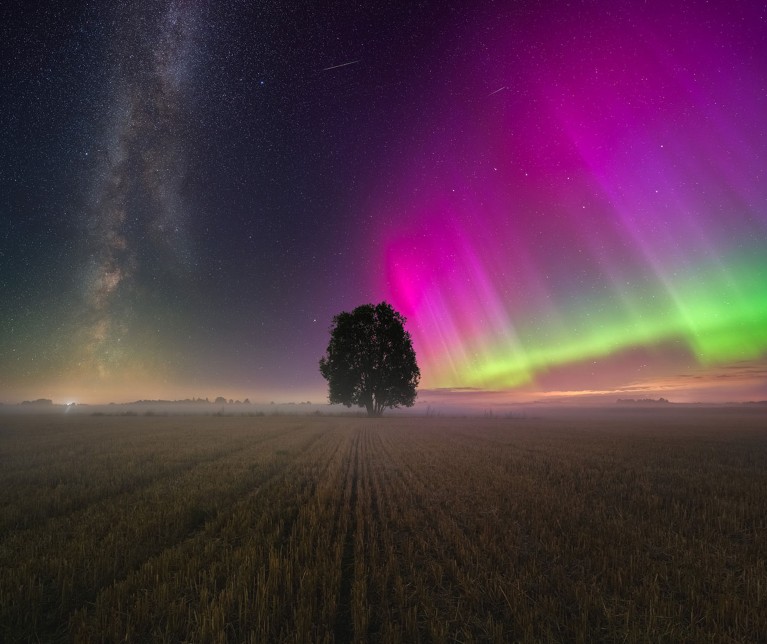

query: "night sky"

left=2, top=1, right=766, bottom=405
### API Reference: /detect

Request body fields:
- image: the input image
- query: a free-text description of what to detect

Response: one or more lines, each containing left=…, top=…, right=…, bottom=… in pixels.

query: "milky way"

left=79, top=0, right=198, bottom=385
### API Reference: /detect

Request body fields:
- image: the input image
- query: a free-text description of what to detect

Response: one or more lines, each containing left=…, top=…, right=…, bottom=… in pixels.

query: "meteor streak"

left=322, top=60, right=360, bottom=71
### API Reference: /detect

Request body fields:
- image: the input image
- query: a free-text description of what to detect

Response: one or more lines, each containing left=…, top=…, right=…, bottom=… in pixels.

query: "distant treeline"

left=129, top=397, right=253, bottom=405
left=616, top=398, right=670, bottom=404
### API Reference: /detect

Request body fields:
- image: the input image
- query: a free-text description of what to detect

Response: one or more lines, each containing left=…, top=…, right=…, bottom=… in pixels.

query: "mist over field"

left=4, top=394, right=765, bottom=419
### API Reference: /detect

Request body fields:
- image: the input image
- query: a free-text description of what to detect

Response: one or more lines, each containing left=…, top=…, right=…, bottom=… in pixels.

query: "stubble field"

left=1, top=408, right=765, bottom=642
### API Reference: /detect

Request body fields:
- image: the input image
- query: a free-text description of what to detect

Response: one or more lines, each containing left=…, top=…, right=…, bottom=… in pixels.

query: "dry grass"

left=1, top=409, right=765, bottom=642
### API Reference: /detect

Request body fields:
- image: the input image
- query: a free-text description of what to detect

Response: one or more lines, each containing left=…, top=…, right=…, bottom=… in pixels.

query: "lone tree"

left=319, top=302, right=420, bottom=417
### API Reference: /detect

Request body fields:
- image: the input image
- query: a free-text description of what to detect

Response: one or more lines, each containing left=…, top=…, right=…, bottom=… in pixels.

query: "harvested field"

left=1, top=409, right=765, bottom=642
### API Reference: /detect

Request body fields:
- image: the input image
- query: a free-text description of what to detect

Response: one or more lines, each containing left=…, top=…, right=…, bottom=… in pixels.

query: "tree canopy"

left=319, top=302, right=420, bottom=417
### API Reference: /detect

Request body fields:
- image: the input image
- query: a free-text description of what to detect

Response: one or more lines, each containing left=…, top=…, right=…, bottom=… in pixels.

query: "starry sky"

left=1, top=1, right=765, bottom=405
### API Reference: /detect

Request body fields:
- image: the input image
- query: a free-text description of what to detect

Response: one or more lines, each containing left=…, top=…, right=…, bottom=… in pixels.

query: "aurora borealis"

left=1, top=1, right=765, bottom=405
left=373, top=1, right=767, bottom=402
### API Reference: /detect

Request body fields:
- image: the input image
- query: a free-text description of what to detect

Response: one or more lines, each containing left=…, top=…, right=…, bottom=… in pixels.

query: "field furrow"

left=333, top=427, right=360, bottom=643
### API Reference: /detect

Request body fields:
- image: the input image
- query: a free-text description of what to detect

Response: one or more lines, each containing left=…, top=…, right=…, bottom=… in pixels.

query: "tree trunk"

left=365, top=397, right=384, bottom=417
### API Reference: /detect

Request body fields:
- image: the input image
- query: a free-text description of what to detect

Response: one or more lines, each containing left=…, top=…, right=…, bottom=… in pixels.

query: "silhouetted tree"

left=319, top=302, right=420, bottom=417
